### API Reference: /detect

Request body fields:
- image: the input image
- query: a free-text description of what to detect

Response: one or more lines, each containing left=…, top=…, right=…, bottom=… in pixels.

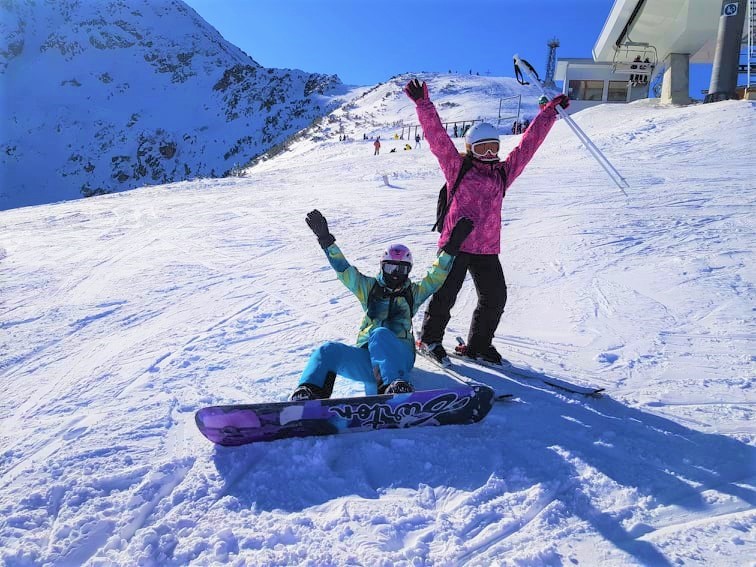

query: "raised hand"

left=544, top=94, right=570, bottom=112
left=305, top=209, right=335, bottom=249
left=404, top=79, right=428, bottom=102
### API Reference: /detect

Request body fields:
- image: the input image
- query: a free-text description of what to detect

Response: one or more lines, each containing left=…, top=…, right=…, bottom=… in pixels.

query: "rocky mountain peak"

left=0, top=0, right=345, bottom=209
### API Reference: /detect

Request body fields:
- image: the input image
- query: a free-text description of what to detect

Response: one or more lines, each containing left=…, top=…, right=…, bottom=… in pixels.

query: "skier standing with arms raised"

left=405, top=78, right=569, bottom=365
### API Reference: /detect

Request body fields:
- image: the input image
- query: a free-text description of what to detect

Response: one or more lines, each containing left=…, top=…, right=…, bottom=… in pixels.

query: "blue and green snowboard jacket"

left=323, top=243, right=455, bottom=358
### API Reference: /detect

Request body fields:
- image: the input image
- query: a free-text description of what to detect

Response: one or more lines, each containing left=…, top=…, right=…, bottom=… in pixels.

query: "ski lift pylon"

left=612, top=41, right=658, bottom=85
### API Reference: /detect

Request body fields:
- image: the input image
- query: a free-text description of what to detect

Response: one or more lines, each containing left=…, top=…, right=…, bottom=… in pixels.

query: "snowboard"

left=195, top=384, right=495, bottom=446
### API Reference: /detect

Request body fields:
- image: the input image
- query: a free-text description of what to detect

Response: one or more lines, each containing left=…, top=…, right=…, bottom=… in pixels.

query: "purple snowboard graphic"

left=195, top=385, right=495, bottom=446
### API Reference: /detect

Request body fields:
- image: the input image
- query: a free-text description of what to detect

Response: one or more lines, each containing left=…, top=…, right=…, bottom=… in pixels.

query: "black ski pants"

left=420, top=252, right=507, bottom=351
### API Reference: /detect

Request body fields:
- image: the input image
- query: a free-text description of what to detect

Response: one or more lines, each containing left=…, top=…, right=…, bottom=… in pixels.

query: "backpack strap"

left=432, top=154, right=474, bottom=232
left=368, top=282, right=415, bottom=316
left=403, top=285, right=414, bottom=314
left=498, top=165, right=507, bottom=196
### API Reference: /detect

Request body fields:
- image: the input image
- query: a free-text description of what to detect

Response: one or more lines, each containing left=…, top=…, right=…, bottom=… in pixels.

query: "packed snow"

left=1, top=74, right=755, bottom=566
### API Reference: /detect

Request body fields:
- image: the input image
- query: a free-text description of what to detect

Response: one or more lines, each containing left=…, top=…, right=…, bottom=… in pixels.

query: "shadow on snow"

left=210, top=364, right=755, bottom=566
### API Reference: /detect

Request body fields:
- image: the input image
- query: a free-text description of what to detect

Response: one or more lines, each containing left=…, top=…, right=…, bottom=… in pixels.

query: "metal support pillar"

left=661, top=53, right=690, bottom=104
left=706, top=0, right=748, bottom=102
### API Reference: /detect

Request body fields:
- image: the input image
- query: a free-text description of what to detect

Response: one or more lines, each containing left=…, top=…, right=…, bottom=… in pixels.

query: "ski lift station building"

left=555, top=0, right=754, bottom=111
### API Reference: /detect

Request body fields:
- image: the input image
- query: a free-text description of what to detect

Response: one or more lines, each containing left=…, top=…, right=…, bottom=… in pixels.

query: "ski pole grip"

left=513, top=54, right=544, bottom=89
left=520, top=57, right=540, bottom=82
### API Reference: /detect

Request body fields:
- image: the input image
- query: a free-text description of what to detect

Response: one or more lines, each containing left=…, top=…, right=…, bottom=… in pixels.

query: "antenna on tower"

left=543, top=37, right=559, bottom=90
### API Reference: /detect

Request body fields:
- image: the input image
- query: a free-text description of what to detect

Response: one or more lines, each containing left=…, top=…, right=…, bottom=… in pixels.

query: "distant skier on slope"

left=290, top=210, right=473, bottom=401
left=404, top=78, right=569, bottom=365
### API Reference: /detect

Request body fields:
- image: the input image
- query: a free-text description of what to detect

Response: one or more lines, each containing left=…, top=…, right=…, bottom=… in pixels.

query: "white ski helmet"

left=465, top=122, right=499, bottom=145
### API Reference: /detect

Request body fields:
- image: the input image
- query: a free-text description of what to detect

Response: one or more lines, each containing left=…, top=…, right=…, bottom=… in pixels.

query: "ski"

left=451, top=337, right=604, bottom=398
left=416, top=343, right=513, bottom=401
left=196, top=385, right=495, bottom=446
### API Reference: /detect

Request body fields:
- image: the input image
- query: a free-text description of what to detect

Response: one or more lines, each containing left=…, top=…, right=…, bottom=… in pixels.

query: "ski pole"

left=513, top=54, right=630, bottom=196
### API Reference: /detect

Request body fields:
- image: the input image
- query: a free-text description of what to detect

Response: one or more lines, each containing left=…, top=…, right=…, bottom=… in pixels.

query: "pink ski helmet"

left=381, top=244, right=413, bottom=267
left=381, top=244, right=412, bottom=288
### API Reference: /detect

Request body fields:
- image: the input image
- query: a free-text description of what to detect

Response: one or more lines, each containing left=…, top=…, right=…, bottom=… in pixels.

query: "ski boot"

left=379, top=379, right=414, bottom=395
left=417, top=340, right=451, bottom=367
left=290, top=383, right=329, bottom=401
left=456, top=342, right=504, bottom=366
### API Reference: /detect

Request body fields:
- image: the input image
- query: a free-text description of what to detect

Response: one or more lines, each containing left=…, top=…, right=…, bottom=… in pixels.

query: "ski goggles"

left=471, top=140, right=500, bottom=157
left=382, top=261, right=411, bottom=275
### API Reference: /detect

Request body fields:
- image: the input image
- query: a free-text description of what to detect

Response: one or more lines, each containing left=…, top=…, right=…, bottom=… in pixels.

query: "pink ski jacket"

left=415, top=99, right=558, bottom=254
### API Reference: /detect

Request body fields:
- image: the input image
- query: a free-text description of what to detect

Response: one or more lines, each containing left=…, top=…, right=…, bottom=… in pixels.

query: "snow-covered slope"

left=1, top=73, right=754, bottom=566
left=280, top=72, right=544, bottom=151
left=0, top=0, right=348, bottom=210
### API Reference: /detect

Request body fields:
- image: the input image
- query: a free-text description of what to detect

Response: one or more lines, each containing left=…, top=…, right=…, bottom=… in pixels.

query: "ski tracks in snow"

left=452, top=479, right=562, bottom=564
left=0, top=176, right=388, bottom=565
left=2, top=95, right=754, bottom=565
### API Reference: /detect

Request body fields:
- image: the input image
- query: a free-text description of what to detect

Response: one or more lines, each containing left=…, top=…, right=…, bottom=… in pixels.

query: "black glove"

left=305, top=209, right=335, bottom=249
left=544, top=94, right=570, bottom=112
left=441, top=217, right=474, bottom=256
left=404, top=79, right=428, bottom=102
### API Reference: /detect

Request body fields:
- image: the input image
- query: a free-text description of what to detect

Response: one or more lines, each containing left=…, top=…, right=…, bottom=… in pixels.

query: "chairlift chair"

left=612, top=41, right=658, bottom=86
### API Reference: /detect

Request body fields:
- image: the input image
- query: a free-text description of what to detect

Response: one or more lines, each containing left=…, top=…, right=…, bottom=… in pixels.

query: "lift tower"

left=543, top=37, right=560, bottom=89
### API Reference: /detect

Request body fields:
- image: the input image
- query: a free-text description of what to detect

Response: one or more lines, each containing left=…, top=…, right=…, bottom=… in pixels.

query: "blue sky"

left=183, top=0, right=713, bottom=98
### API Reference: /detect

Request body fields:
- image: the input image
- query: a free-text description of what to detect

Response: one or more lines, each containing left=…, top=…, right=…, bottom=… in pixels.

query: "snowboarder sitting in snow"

left=290, top=210, right=474, bottom=401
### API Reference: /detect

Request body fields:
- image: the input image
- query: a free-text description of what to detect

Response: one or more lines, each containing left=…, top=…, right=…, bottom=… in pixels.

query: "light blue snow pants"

left=298, top=327, right=415, bottom=395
